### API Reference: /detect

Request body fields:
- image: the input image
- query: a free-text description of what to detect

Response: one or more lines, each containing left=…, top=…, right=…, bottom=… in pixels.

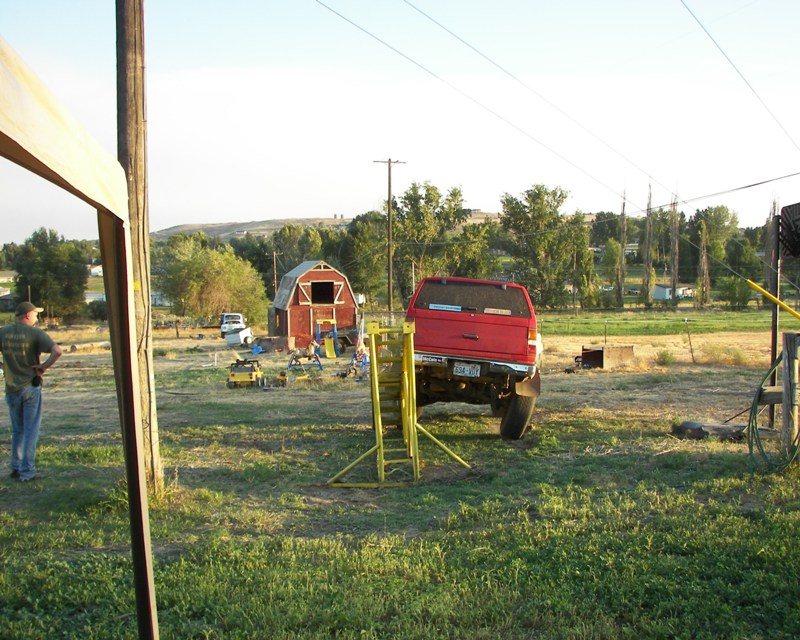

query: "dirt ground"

left=37, top=328, right=779, bottom=434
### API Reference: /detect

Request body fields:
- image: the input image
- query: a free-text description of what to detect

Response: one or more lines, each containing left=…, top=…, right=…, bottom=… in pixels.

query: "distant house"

left=0, top=270, right=15, bottom=284
left=88, top=264, right=103, bottom=277
left=271, top=260, right=359, bottom=349
left=653, top=283, right=694, bottom=301
left=0, top=293, right=16, bottom=312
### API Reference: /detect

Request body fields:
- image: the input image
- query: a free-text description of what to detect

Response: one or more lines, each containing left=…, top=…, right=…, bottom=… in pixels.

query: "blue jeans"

left=7, top=385, right=43, bottom=480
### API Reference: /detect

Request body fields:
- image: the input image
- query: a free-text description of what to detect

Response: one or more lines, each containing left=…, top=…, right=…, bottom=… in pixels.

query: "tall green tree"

left=152, top=233, right=268, bottom=323
left=717, top=234, right=763, bottom=308
left=443, top=218, right=501, bottom=280
left=602, top=238, right=623, bottom=306
left=271, top=224, right=323, bottom=272
left=339, top=211, right=387, bottom=307
left=229, top=233, right=275, bottom=296
left=0, top=242, right=21, bottom=270
left=500, top=184, right=577, bottom=307
left=564, top=212, right=597, bottom=309
left=392, top=182, right=468, bottom=303
left=590, top=211, right=620, bottom=247
left=14, top=228, right=88, bottom=320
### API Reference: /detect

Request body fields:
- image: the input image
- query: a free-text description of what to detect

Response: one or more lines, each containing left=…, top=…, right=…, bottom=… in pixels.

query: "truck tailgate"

left=413, top=312, right=532, bottom=362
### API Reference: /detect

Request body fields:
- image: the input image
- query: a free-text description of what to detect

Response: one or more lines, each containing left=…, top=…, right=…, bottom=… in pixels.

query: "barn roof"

left=273, top=260, right=355, bottom=310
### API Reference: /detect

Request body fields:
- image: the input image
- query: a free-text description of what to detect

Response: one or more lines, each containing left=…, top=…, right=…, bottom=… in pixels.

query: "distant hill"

left=150, top=211, right=501, bottom=242
left=150, top=216, right=352, bottom=242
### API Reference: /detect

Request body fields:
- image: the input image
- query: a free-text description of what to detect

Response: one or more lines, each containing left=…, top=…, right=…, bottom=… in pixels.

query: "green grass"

left=1, top=350, right=800, bottom=638
left=540, top=308, right=781, bottom=336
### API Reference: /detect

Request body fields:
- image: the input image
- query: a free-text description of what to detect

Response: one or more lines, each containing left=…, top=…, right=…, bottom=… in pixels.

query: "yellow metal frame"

left=327, top=321, right=469, bottom=487
left=746, top=279, right=800, bottom=322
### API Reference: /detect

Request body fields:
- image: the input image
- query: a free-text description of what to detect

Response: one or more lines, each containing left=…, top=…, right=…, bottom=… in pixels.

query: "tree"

left=229, top=233, right=276, bottom=296
left=717, top=234, right=762, bottom=308
left=716, top=277, right=753, bottom=308
left=500, top=184, right=578, bottom=308
left=392, top=182, right=468, bottom=303
left=443, top=218, right=501, bottom=280
left=339, top=211, right=387, bottom=306
left=696, top=221, right=712, bottom=307
left=152, top=234, right=268, bottom=323
left=271, top=224, right=323, bottom=273
left=602, top=238, right=623, bottom=306
left=564, top=212, right=596, bottom=309
left=0, top=242, right=22, bottom=270
left=590, top=211, right=620, bottom=247
left=14, top=228, right=87, bottom=320
left=87, top=299, right=108, bottom=321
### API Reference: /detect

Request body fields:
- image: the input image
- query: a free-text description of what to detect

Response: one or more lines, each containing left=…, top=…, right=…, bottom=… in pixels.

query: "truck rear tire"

left=499, top=393, right=536, bottom=440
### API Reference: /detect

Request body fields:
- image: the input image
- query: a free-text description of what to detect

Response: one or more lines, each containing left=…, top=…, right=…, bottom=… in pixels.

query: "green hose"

left=748, top=353, right=800, bottom=472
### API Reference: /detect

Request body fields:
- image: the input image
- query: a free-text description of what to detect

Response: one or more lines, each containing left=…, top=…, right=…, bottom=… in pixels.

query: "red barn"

left=270, top=260, right=359, bottom=349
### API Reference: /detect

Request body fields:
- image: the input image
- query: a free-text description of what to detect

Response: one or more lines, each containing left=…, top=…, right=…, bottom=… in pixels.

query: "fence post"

left=684, top=318, right=695, bottom=363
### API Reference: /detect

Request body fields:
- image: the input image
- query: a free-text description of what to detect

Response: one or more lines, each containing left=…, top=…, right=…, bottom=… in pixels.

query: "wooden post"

left=782, top=332, right=800, bottom=457
left=116, top=0, right=163, bottom=492
left=684, top=318, right=695, bottom=363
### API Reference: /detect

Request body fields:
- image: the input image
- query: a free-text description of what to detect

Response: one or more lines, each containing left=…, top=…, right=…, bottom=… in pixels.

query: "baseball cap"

left=16, top=301, right=44, bottom=316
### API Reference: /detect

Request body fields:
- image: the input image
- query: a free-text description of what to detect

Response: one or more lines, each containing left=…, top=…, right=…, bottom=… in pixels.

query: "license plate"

left=453, top=362, right=481, bottom=377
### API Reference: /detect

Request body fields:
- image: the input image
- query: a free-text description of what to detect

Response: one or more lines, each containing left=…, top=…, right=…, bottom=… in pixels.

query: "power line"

left=680, top=0, right=800, bottom=156
left=645, top=169, right=800, bottom=215
left=314, top=0, right=630, bottom=208
left=401, top=0, right=674, bottom=197
left=401, top=0, right=800, bottom=220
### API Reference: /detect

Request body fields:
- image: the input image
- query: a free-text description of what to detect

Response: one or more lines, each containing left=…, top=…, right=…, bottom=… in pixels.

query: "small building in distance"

left=270, top=260, right=359, bottom=349
left=653, top=283, right=694, bottom=301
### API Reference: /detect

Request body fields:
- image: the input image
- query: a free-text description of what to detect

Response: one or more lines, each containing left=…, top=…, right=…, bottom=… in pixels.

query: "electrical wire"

left=680, top=0, right=800, bottom=156
left=401, top=0, right=677, bottom=200
left=314, top=0, right=636, bottom=210
left=318, top=1, right=799, bottom=231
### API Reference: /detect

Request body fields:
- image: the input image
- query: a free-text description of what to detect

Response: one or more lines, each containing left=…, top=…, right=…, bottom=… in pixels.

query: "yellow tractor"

left=226, top=358, right=267, bottom=388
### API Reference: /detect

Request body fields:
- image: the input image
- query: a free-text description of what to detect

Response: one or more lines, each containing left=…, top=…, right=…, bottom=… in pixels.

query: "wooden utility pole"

left=374, top=158, right=405, bottom=312
left=272, top=251, right=279, bottom=298
left=116, top=0, right=163, bottom=493
left=617, top=194, right=626, bottom=308
left=642, top=186, right=654, bottom=308
left=698, top=221, right=711, bottom=307
left=670, top=195, right=679, bottom=304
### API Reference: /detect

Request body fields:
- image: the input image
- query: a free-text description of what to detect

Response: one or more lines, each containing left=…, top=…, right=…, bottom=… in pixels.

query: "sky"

left=2, top=0, right=800, bottom=244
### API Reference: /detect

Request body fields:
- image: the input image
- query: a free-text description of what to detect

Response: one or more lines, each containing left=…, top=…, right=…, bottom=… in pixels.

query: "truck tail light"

left=527, top=328, right=537, bottom=354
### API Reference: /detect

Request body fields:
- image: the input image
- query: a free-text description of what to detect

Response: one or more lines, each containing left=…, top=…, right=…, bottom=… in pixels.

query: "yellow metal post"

left=326, top=320, right=469, bottom=487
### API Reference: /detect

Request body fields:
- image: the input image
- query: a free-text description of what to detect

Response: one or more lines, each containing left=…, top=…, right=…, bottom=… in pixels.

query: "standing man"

left=0, top=301, right=62, bottom=482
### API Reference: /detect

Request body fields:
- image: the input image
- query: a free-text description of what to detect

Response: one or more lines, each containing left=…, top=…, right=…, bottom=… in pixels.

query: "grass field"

left=1, top=325, right=800, bottom=638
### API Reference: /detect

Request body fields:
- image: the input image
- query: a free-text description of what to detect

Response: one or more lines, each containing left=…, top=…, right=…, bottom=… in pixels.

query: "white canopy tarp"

left=0, top=35, right=158, bottom=637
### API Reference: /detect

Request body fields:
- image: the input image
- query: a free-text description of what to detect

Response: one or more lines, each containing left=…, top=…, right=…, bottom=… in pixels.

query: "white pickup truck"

left=219, top=313, right=246, bottom=338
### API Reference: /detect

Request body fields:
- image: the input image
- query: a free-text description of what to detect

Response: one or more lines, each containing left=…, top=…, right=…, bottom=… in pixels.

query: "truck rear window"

left=412, top=280, right=531, bottom=319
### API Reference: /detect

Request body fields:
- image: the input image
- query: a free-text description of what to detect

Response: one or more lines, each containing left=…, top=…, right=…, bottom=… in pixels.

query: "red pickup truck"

left=405, top=276, right=542, bottom=439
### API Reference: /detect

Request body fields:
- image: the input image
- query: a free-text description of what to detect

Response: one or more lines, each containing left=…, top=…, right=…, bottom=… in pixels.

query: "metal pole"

left=770, top=212, right=781, bottom=427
